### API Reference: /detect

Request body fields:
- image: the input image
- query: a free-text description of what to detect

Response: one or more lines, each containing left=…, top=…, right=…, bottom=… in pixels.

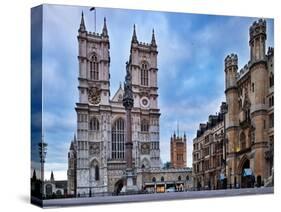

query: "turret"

left=224, top=53, right=238, bottom=91
left=224, top=54, right=239, bottom=156
left=249, top=19, right=267, bottom=62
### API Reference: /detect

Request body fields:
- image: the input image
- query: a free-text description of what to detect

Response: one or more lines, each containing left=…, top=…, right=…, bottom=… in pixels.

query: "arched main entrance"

left=240, top=158, right=253, bottom=188
left=114, top=179, right=124, bottom=195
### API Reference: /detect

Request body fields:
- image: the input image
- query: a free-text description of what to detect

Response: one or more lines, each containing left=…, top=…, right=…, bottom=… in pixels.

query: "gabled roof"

left=111, top=84, right=124, bottom=102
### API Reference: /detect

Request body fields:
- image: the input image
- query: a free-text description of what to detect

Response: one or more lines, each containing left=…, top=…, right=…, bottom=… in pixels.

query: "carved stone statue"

left=123, top=61, right=134, bottom=110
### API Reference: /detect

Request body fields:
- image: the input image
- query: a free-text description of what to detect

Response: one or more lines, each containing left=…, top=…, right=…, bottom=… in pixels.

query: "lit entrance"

left=240, top=159, right=254, bottom=188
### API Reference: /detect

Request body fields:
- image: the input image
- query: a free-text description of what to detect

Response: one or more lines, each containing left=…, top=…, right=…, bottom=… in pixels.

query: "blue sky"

left=37, top=4, right=273, bottom=180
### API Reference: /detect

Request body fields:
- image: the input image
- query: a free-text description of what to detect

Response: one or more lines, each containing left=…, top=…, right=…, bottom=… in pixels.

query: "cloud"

left=159, top=94, right=225, bottom=166
left=39, top=5, right=274, bottom=174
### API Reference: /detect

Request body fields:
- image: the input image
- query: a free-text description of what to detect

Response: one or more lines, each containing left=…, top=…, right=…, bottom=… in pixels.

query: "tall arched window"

left=89, top=117, right=99, bottom=131
left=152, top=177, right=156, bottom=183
left=90, top=54, right=99, bottom=80
left=112, top=118, right=125, bottom=159
left=269, top=73, right=274, bottom=87
left=240, top=132, right=246, bottom=150
left=141, top=63, right=148, bottom=86
left=90, top=160, right=99, bottom=182
left=95, top=165, right=99, bottom=181
left=141, top=119, right=149, bottom=132
left=161, top=176, right=164, bottom=182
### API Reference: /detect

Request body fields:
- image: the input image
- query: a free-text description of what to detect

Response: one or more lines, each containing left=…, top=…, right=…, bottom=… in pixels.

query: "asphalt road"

left=42, top=187, right=273, bottom=208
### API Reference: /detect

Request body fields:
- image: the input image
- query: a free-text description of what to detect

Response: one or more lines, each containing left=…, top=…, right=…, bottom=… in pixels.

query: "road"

left=41, top=187, right=273, bottom=208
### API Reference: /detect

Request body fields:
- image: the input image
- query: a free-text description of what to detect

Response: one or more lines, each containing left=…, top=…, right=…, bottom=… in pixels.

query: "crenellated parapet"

left=249, top=19, right=267, bottom=62
left=225, top=53, right=238, bottom=70
left=225, top=54, right=238, bottom=91
left=249, top=19, right=267, bottom=42
left=236, top=62, right=250, bottom=80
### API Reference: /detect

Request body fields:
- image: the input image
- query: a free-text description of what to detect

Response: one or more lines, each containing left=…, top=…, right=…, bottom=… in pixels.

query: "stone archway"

left=114, top=179, right=124, bottom=195
left=239, top=157, right=253, bottom=188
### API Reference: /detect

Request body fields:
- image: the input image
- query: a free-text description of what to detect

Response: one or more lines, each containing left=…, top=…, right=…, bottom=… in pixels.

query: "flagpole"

left=90, top=7, right=96, bottom=32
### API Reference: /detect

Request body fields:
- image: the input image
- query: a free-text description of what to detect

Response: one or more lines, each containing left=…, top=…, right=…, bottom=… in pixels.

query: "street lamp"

left=38, top=135, right=47, bottom=195
left=220, top=102, right=228, bottom=189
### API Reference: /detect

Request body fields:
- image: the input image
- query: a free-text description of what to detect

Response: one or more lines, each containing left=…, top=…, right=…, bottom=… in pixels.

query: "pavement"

left=42, top=187, right=273, bottom=208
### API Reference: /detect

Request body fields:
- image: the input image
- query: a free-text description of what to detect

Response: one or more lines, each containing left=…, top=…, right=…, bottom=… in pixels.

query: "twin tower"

left=224, top=19, right=274, bottom=187
left=69, top=12, right=161, bottom=195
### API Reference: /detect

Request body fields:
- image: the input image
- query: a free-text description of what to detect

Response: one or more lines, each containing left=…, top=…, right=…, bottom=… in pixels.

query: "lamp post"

left=220, top=102, right=228, bottom=189
left=38, top=135, right=47, bottom=196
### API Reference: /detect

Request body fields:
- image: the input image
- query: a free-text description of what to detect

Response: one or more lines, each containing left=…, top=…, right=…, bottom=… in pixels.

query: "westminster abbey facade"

left=67, top=12, right=162, bottom=195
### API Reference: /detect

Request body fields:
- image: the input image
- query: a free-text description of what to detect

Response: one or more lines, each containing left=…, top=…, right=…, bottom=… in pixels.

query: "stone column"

left=121, top=61, right=138, bottom=193
left=125, top=109, right=133, bottom=170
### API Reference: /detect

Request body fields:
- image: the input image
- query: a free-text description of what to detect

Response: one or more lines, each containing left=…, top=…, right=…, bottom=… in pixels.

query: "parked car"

left=166, top=188, right=175, bottom=192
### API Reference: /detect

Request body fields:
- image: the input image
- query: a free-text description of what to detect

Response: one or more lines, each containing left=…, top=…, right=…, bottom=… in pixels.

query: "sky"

left=33, top=4, right=273, bottom=180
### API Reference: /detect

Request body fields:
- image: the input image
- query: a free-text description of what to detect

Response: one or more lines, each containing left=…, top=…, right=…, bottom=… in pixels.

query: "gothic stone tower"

left=224, top=53, right=239, bottom=187
left=67, top=135, right=77, bottom=195
left=128, top=25, right=161, bottom=169
left=76, top=13, right=110, bottom=194
left=248, top=19, right=269, bottom=183
left=225, top=19, right=273, bottom=188
left=170, top=132, right=187, bottom=168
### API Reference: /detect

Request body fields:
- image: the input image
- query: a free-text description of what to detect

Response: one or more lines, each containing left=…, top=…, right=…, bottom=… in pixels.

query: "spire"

left=131, top=24, right=138, bottom=44
left=50, top=171, right=54, bottom=182
left=184, top=132, right=186, bottom=141
left=151, top=29, right=157, bottom=46
left=70, top=141, right=74, bottom=150
left=79, top=11, right=86, bottom=32
left=32, top=169, right=37, bottom=181
left=102, top=17, right=108, bottom=37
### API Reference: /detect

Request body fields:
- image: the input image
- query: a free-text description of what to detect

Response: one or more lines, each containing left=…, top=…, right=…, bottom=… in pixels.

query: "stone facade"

left=193, top=103, right=225, bottom=190
left=44, top=172, right=67, bottom=197
left=192, top=19, right=274, bottom=190
left=170, top=132, right=187, bottom=168
left=225, top=19, right=274, bottom=188
left=137, top=168, right=193, bottom=192
left=68, top=13, right=161, bottom=196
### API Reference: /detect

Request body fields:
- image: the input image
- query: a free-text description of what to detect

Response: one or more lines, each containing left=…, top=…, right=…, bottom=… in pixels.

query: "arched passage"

left=239, top=158, right=254, bottom=188
left=114, top=179, right=124, bottom=195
